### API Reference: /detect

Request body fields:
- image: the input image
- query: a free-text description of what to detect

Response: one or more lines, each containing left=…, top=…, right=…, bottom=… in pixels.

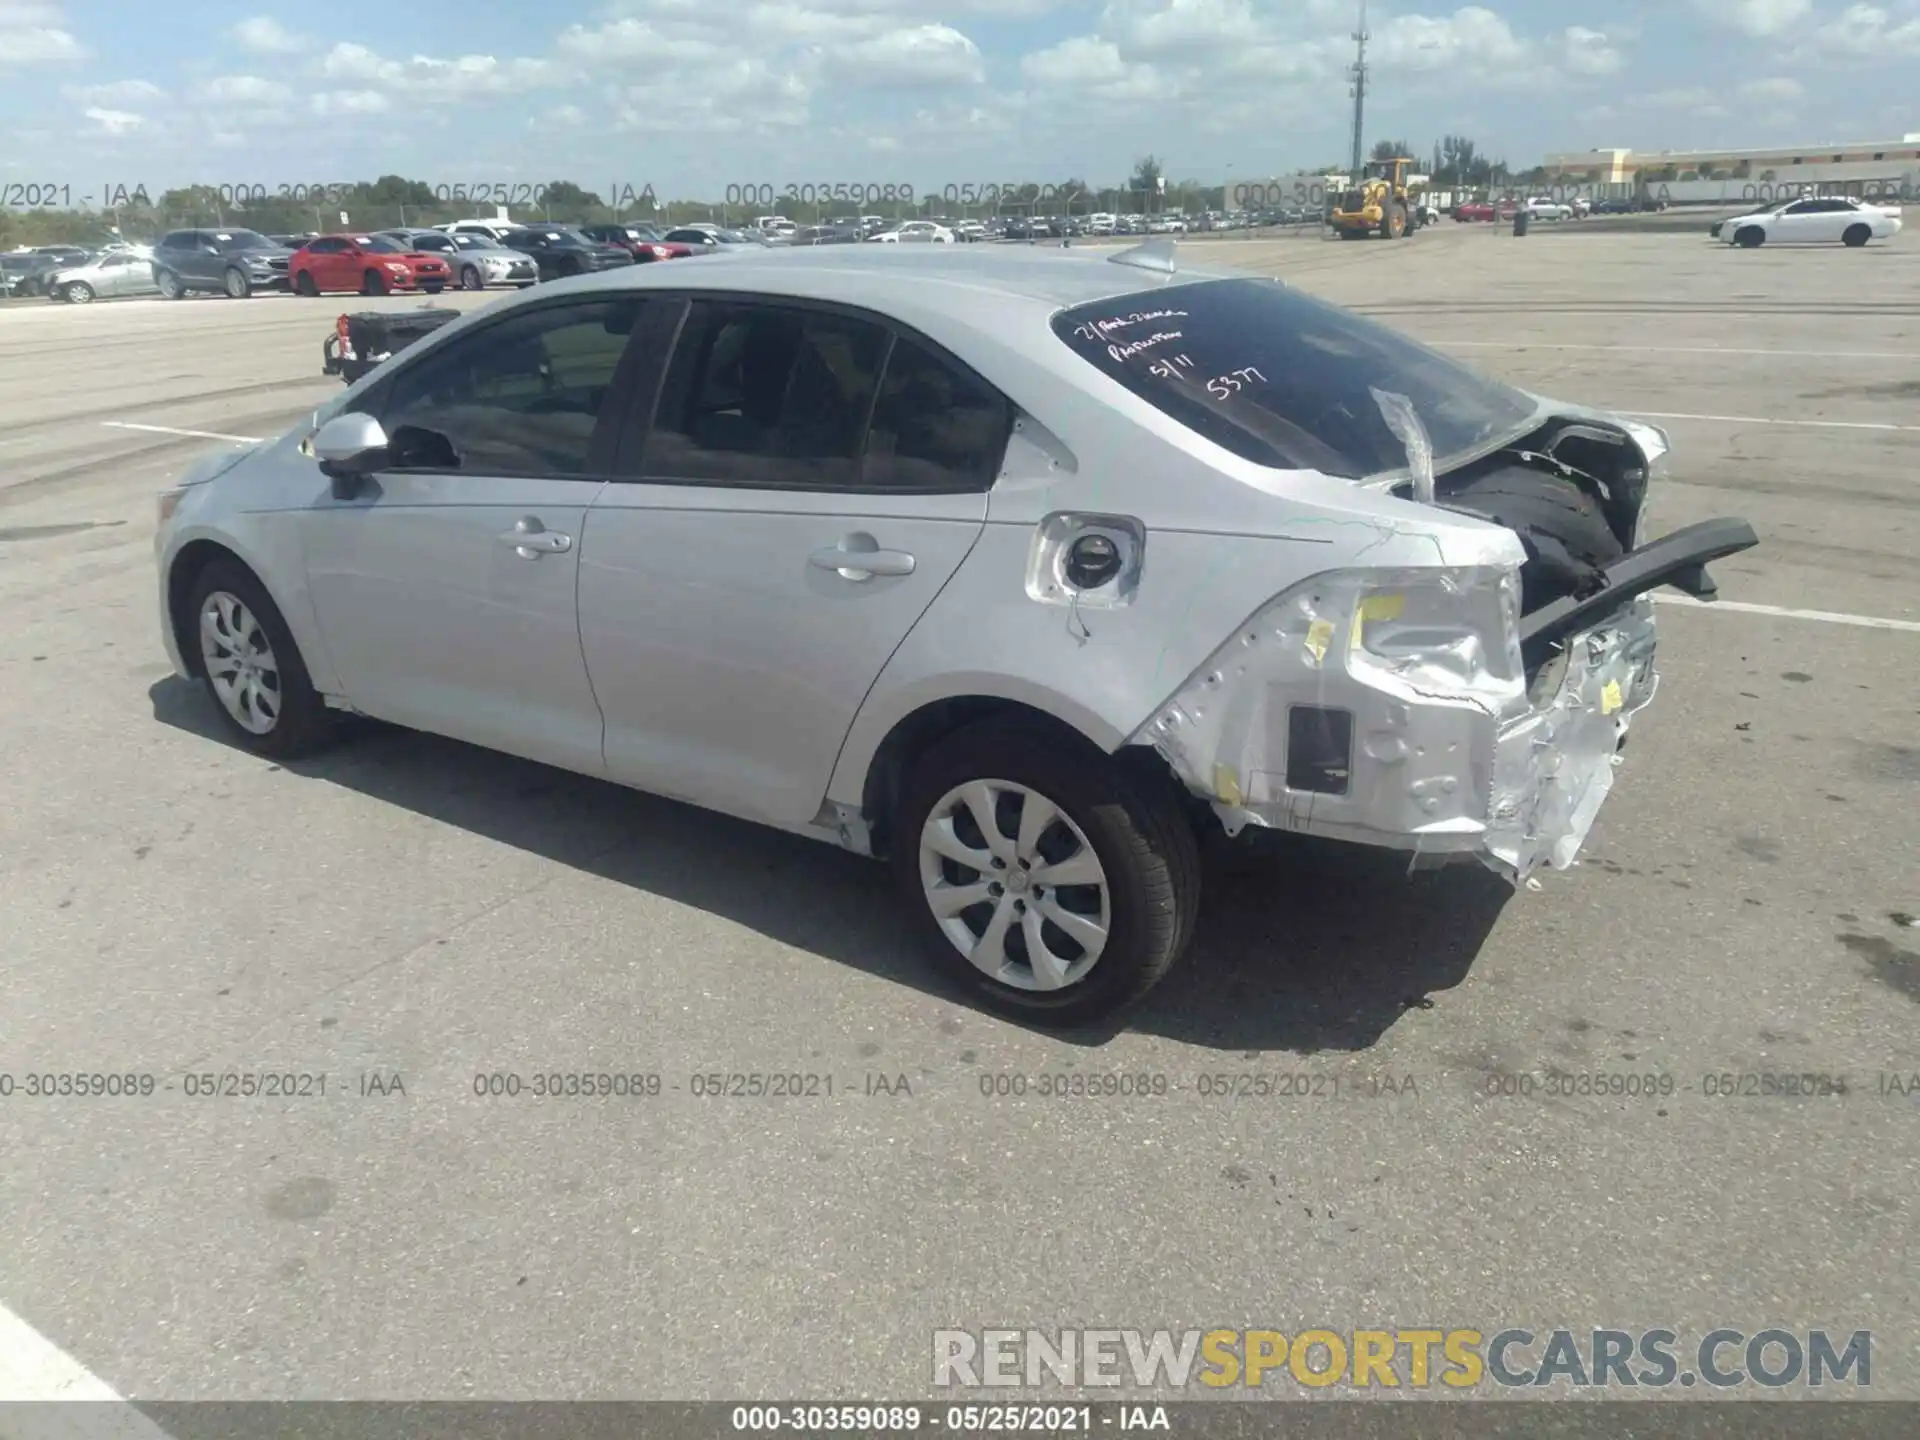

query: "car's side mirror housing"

left=313, top=412, right=390, bottom=498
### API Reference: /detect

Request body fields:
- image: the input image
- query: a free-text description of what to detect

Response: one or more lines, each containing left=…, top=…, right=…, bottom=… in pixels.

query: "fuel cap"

left=1064, top=533, right=1123, bottom=589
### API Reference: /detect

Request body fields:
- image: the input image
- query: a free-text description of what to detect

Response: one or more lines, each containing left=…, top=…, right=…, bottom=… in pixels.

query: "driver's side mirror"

left=313, top=412, right=390, bottom=498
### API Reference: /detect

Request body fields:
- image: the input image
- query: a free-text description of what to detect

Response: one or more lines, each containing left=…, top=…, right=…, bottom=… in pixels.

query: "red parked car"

left=1453, top=199, right=1517, bottom=223
left=577, top=222, right=696, bottom=262
left=289, top=233, right=451, bottom=296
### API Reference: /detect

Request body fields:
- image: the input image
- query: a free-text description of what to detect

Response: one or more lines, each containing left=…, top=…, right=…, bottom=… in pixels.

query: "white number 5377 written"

left=1206, top=366, right=1266, bottom=399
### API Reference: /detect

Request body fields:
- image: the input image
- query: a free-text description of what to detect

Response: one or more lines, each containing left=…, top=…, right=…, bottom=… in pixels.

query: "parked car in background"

left=1, top=252, right=62, bottom=298
left=153, top=246, right=1756, bottom=1025
left=151, top=228, right=294, bottom=299
left=1524, top=197, right=1574, bottom=221
left=659, top=225, right=772, bottom=253
left=376, top=228, right=537, bottom=289
left=868, top=220, right=956, bottom=244
left=1717, top=195, right=1902, bottom=247
left=440, top=219, right=526, bottom=244
left=577, top=223, right=696, bottom=263
left=1453, top=199, right=1515, bottom=222
left=501, top=225, right=637, bottom=280
left=290, top=234, right=451, bottom=296
left=790, top=225, right=861, bottom=246
left=48, top=250, right=162, bottom=303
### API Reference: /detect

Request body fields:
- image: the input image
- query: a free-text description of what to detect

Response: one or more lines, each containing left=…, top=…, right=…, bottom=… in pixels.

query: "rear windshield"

left=1052, top=277, right=1538, bottom=479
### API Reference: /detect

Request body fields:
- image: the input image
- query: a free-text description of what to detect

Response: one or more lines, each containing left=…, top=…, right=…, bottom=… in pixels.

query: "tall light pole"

left=1348, top=0, right=1369, bottom=183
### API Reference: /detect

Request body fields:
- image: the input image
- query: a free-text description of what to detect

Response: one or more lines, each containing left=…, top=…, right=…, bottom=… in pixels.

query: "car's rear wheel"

left=892, top=719, right=1200, bottom=1026
left=186, top=559, right=335, bottom=759
left=460, top=265, right=484, bottom=290
left=64, top=282, right=94, bottom=304
left=362, top=269, right=386, bottom=296
left=224, top=267, right=251, bottom=299
left=1843, top=223, right=1871, bottom=248
left=1734, top=225, right=1765, bottom=248
left=157, top=269, right=184, bottom=300
left=293, top=270, right=318, bottom=296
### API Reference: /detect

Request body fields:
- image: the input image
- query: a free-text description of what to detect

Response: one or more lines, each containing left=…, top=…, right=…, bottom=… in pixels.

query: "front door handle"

left=499, top=516, right=573, bottom=559
left=809, top=534, right=915, bottom=582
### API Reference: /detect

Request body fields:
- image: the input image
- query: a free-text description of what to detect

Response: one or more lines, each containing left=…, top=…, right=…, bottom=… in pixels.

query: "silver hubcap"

left=198, top=591, right=281, bottom=735
left=918, top=779, right=1111, bottom=992
left=70, top=285, right=91, bottom=303
left=226, top=272, right=245, bottom=296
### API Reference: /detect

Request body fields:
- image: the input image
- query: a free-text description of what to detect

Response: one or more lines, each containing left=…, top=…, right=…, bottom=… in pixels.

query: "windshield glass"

left=1051, top=277, right=1539, bottom=481
left=214, top=231, right=274, bottom=252
left=451, top=234, right=493, bottom=250
left=355, top=236, right=406, bottom=254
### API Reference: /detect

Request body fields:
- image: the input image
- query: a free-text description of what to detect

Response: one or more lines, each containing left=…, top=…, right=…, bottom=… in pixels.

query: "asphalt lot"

left=1, top=225, right=1916, bottom=1409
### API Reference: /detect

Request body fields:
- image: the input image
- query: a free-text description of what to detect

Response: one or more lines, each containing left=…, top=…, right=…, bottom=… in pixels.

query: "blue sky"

left=3, top=0, right=1917, bottom=200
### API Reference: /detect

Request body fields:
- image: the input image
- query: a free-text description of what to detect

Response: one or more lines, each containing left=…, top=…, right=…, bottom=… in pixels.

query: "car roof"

left=560, top=244, right=1232, bottom=318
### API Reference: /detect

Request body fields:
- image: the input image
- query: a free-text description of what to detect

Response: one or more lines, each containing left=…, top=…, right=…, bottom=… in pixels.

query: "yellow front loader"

left=1329, top=157, right=1423, bottom=239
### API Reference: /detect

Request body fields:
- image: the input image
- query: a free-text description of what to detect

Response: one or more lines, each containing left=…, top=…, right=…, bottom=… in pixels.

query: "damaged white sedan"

left=153, top=242, right=1756, bottom=1023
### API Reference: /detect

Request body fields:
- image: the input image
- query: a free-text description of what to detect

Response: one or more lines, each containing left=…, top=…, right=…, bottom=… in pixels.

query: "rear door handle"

left=499, top=516, right=573, bottom=559
left=809, top=539, right=915, bottom=581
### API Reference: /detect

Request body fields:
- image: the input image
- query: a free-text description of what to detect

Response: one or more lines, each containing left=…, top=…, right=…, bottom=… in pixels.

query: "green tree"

left=539, top=180, right=604, bottom=217
left=1371, top=138, right=1414, bottom=163
left=1126, top=155, right=1162, bottom=200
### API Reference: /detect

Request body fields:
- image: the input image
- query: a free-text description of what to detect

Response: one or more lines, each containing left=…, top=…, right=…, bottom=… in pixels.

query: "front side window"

left=377, top=298, right=644, bottom=477
left=643, top=300, right=888, bottom=489
left=1050, top=277, right=1539, bottom=481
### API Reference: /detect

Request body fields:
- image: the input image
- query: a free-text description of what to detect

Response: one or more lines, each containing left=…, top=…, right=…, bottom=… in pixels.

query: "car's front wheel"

left=1734, top=225, right=1765, bottom=248
left=461, top=265, right=484, bottom=290
left=64, top=282, right=94, bottom=303
left=224, top=267, right=252, bottom=299
left=293, top=270, right=319, bottom=296
left=156, top=269, right=185, bottom=300
left=186, top=559, right=335, bottom=759
left=892, top=718, right=1199, bottom=1025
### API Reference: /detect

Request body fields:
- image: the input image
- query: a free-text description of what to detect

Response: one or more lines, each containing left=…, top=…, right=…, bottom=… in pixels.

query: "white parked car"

left=152, top=245, right=1755, bottom=1024
left=438, top=219, right=525, bottom=244
left=1718, top=195, right=1902, bottom=248
left=1524, top=197, right=1574, bottom=221
left=867, top=221, right=955, bottom=244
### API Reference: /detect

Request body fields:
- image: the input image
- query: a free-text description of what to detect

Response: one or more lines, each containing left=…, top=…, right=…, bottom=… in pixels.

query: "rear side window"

left=1051, top=277, right=1538, bottom=480
left=643, top=300, right=888, bottom=489
left=862, top=335, right=1010, bottom=492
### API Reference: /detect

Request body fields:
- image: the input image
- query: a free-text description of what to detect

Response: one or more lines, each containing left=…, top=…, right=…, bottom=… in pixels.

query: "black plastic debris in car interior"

left=1286, top=705, right=1353, bottom=796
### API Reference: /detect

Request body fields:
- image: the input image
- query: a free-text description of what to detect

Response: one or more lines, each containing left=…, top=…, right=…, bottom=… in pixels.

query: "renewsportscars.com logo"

left=933, top=1328, right=1872, bottom=1391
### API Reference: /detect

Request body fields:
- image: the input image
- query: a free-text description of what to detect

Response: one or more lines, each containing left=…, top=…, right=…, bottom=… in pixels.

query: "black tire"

left=65, top=282, right=94, bottom=304
left=1843, top=223, right=1871, bottom=248
left=460, top=265, right=484, bottom=290
left=891, top=717, right=1201, bottom=1026
left=1734, top=226, right=1764, bottom=248
left=423, top=281, right=444, bottom=294
left=363, top=269, right=386, bottom=296
left=224, top=267, right=252, bottom=299
left=1440, top=463, right=1625, bottom=613
left=157, top=269, right=185, bottom=300
left=184, top=558, right=336, bottom=759
left=294, top=270, right=319, bottom=296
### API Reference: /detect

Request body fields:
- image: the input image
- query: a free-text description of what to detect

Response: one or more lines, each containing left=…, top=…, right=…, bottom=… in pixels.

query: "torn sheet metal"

left=1371, top=387, right=1435, bottom=505
left=1128, top=566, right=1655, bottom=886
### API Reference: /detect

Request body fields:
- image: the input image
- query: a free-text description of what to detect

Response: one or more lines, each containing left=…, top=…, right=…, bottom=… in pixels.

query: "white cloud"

left=1562, top=24, right=1623, bottom=75
left=318, top=42, right=561, bottom=100
left=82, top=106, right=143, bottom=135
left=548, top=103, right=587, bottom=126
left=0, top=0, right=84, bottom=63
left=1813, top=3, right=1920, bottom=54
left=824, top=23, right=986, bottom=86
left=64, top=78, right=164, bottom=105
left=311, top=89, right=390, bottom=115
left=201, top=74, right=294, bottom=105
left=1738, top=75, right=1804, bottom=101
left=233, top=15, right=307, bottom=53
left=1374, top=7, right=1528, bottom=72
left=1633, top=86, right=1731, bottom=118
left=1690, top=0, right=1812, bottom=37
left=556, top=18, right=724, bottom=67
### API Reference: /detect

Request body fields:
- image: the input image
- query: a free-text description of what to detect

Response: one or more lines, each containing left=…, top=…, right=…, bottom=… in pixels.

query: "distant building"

left=1542, top=140, right=1920, bottom=187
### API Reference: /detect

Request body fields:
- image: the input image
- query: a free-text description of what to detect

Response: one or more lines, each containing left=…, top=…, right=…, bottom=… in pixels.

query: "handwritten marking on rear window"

left=1071, top=309, right=1190, bottom=342
left=1147, top=354, right=1196, bottom=380
left=1205, top=367, right=1267, bottom=400
left=1106, top=330, right=1184, bottom=363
